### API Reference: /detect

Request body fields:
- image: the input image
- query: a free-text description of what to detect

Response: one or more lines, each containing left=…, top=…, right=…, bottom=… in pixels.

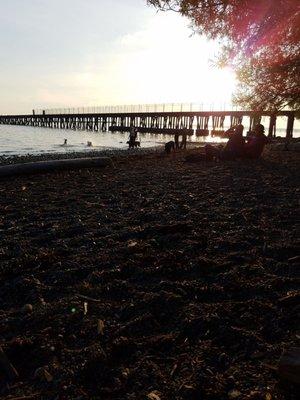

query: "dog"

left=165, top=141, right=175, bottom=154
left=127, top=140, right=140, bottom=148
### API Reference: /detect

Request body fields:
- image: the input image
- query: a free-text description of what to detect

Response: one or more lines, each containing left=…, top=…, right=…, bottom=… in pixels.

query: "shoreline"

left=1, top=136, right=299, bottom=166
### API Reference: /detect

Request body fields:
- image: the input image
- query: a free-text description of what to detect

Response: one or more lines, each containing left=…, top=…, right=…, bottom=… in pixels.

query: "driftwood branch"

left=0, top=345, right=19, bottom=381
left=0, top=157, right=112, bottom=178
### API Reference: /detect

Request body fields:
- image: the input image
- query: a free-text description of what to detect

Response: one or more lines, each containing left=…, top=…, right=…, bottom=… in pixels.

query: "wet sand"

left=0, top=148, right=299, bottom=399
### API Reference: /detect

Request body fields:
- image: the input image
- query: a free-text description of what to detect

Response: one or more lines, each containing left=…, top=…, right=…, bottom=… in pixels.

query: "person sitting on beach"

left=205, top=124, right=245, bottom=161
left=87, top=141, right=93, bottom=147
left=61, top=138, right=68, bottom=146
left=165, top=140, right=175, bottom=154
left=244, top=124, right=269, bottom=159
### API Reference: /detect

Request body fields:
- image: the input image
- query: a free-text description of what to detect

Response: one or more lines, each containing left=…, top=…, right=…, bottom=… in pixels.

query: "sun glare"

left=85, top=12, right=237, bottom=108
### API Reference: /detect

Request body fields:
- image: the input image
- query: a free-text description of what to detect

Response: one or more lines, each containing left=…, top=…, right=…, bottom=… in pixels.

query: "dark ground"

left=0, top=148, right=299, bottom=399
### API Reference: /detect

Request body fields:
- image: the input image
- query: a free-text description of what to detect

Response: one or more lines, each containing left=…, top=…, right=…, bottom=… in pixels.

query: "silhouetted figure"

left=165, top=141, right=175, bottom=154
left=62, top=139, right=67, bottom=146
left=87, top=141, right=93, bottom=147
left=244, top=124, right=269, bottom=158
left=205, top=124, right=245, bottom=161
left=127, top=127, right=140, bottom=148
left=174, top=133, right=179, bottom=149
left=180, top=131, right=187, bottom=150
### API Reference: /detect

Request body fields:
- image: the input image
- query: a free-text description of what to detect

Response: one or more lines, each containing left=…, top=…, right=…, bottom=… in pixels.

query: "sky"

left=0, top=0, right=237, bottom=114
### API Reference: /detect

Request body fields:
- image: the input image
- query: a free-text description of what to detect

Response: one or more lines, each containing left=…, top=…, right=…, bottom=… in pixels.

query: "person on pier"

left=205, top=124, right=245, bottom=161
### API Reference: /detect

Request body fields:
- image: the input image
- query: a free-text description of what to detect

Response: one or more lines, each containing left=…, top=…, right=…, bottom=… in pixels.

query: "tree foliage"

left=147, top=0, right=300, bottom=111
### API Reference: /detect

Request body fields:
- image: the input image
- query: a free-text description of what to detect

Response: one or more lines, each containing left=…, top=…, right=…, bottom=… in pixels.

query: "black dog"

left=165, top=141, right=175, bottom=154
left=127, top=140, right=140, bottom=148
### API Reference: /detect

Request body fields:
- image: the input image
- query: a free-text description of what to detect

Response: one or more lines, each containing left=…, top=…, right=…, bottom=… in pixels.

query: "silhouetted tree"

left=148, top=0, right=300, bottom=111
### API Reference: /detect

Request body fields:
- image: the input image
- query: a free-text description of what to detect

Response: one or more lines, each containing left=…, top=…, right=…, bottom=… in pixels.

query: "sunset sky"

left=0, top=0, right=237, bottom=114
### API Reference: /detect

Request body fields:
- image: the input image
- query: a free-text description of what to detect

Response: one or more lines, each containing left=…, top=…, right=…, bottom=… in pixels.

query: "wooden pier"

left=0, top=110, right=295, bottom=138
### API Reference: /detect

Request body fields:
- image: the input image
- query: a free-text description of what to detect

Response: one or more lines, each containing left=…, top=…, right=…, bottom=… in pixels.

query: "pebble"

left=22, top=304, right=33, bottom=314
left=147, top=392, right=161, bottom=400
left=228, top=389, right=241, bottom=399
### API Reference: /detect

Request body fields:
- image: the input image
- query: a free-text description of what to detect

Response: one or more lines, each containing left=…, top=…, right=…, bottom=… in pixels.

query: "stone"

left=228, top=389, right=241, bottom=399
left=147, top=391, right=161, bottom=400
left=22, top=304, right=33, bottom=314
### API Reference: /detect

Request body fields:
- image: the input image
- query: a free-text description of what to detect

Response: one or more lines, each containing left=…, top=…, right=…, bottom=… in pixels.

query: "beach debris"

left=127, top=240, right=138, bottom=248
left=0, top=157, right=112, bottom=178
left=34, top=366, right=53, bottom=383
left=39, top=297, right=46, bottom=306
left=147, top=391, right=161, bottom=400
left=122, top=368, right=130, bottom=378
left=279, top=292, right=300, bottom=308
left=22, top=304, right=33, bottom=314
left=170, top=363, right=178, bottom=377
left=228, top=389, right=241, bottom=399
left=0, top=345, right=19, bottom=381
left=288, top=255, right=300, bottom=263
left=83, top=302, right=88, bottom=315
left=77, top=294, right=101, bottom=303
left=97, top=319, right=105, bottom=335
left=278, top=347, right=300, bottom=385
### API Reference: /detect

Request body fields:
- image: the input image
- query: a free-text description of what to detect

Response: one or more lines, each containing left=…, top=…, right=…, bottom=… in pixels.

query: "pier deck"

left=0, top=110, right=295, bottom=138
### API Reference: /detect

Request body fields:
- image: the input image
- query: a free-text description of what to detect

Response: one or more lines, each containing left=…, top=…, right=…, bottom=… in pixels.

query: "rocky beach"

left=0, top=147, right=299, bottom=399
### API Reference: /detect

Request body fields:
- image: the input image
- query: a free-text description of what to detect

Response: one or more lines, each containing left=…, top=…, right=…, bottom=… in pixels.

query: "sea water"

left=0, top=125, right=216, bottom=156
left=0, top=125, right=161, bottom=156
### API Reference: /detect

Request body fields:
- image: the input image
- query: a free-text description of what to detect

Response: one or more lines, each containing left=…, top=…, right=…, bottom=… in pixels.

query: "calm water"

left=0, top=125, right=214, bottom=156
left=0, top=124, right=299, bottom=156
left=0, top=125, right=164, bottom=156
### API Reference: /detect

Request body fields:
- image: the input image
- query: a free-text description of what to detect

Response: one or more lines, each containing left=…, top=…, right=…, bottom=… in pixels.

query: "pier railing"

left=35, top=103, right=240, bottom=115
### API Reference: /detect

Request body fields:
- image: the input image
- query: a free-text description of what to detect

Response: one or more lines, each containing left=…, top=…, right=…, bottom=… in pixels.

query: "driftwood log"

left=278, top=347, right=300, bottom=385
left=0, top=157, right=112, bottom=178
left=0, top=345, right=19, bottom=381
